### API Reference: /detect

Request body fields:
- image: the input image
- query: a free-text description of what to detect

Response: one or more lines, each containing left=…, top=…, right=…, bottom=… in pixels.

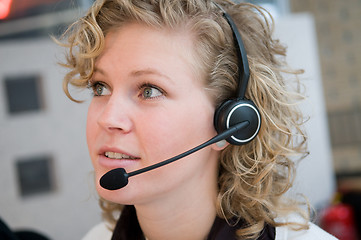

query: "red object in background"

left=0, top=0, right=12, bottom=19
left=320, top=203, right=358, bottom=240
left=0, top=0, right=63, bottom=20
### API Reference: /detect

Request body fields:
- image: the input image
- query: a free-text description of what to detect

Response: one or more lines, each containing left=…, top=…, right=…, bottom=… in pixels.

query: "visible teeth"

left=105, top=152, right=137, bottom=160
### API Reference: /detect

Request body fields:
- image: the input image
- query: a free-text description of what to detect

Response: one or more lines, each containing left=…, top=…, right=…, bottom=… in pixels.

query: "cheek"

left=86, top=103, right=96, bottom=141
left=136, top=113, right=177, bottom=161
left=137, top=103, right=216, bottom=164
left=86, top=102, right=101, bottom=164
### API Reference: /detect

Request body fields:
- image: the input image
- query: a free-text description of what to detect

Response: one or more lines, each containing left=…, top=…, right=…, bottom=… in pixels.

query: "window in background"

left=4, top=75, right=44, bottom=114
left=16, top=155, right=55, bottom=197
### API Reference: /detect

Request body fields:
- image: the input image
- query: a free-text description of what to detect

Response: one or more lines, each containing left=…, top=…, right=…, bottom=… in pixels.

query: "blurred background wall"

left=0, top=0, right=360, bottom=239
left=0, top=1, right=102, bottom=239
left=289, top=0, right=361, bottom=192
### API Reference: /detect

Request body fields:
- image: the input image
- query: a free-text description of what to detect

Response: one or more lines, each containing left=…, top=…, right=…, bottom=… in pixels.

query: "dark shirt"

left=0, top=217, right=50, bottom=240
left=111, top=205, right=275, bottom=240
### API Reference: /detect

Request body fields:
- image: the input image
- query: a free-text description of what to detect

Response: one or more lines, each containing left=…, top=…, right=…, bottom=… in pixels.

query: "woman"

left=58, top=0, right=337, bottom=239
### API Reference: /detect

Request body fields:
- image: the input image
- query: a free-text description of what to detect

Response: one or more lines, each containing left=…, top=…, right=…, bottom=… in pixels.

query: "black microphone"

left=99, top=121, right=249, bottom=190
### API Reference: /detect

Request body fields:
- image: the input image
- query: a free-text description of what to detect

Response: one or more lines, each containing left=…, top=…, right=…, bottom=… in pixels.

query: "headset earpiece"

left=213, top=3, right=262, bottom=146
left=214, top=99, right=261, bottom=145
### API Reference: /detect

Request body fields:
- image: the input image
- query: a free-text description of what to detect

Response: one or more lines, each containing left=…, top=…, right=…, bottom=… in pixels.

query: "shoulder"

left=82, top=222, right=113, bottom=240
left=276, top=222, right=338, bottom=240
left=275, top=215, right=338, bottom=240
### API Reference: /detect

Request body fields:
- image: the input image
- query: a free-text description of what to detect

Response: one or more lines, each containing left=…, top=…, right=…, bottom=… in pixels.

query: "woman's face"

left=87, top=23, right=220, bottom=205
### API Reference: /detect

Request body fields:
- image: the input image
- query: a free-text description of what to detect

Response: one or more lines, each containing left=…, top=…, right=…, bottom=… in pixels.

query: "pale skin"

left=86, top=23, right=228, bottom=240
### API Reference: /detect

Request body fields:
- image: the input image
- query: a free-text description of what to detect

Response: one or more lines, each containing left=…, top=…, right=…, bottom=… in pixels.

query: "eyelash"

left=137, top=82, right=166, bottom=100
left=88, top=81, right=109, bottom=97
left=87, top=81, right=166, bottom=99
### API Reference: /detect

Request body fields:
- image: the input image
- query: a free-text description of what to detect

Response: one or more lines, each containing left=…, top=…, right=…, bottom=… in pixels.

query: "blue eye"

left=89, top=81, right=111, bottom=96
left=142, top=86, right=163, bottom=98
left=139, top=84, right=164, bottom=99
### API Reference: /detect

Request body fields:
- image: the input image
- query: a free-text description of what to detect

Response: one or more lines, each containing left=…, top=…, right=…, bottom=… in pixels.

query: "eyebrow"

left=130, top=69, right=172, bottom=82
left=93, top=67, right=106, bottom=76
left=93, top=67, right=173, bottom=83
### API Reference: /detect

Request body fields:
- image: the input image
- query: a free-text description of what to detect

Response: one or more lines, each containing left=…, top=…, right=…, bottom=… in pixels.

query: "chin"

left=95, top=180, right=137, bottom=206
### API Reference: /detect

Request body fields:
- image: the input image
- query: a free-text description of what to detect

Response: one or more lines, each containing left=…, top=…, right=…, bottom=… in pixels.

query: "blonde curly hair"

left=57, top=0, right=310, bottom=239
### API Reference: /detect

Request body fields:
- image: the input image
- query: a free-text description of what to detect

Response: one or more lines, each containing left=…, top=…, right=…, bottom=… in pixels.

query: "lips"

left=104, top=151, right=139, bottom=160
left=97, top=147, right=141, bottom=169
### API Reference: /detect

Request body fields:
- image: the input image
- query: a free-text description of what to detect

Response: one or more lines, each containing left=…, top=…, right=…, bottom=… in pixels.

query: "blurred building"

left=290, top=0, right=361, bottom=192
left=0, top=1, right=101, bottom=239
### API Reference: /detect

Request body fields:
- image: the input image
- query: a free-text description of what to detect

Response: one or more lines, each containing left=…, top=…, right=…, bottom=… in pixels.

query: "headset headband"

left=214, top=2, right=250, bottom=100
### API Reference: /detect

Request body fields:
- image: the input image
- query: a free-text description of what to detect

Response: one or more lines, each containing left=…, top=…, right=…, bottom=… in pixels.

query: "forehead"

left=96, top=23, right=203, bottom=82
left=103, top=23, right=194, bottom=56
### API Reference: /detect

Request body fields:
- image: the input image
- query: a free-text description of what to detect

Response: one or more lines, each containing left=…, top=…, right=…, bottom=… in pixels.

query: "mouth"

left=104, top=152, right=140, bottom=160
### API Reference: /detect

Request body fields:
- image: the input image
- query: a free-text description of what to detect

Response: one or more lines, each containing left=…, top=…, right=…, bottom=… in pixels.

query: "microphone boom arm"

left=128, top=121, right=249, bottom=177
left=100, top=121, right=249, bottom=190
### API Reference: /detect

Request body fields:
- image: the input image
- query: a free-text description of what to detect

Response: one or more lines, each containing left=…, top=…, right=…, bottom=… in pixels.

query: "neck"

left=135, top=164, right=218, bottom=240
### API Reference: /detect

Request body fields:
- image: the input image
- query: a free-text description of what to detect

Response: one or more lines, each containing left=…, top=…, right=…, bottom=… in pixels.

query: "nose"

left=96, top=95, right=133, bottom=134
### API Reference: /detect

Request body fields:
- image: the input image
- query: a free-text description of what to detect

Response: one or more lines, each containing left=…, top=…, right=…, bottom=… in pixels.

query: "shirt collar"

left=112, top=205, right=275, bottom=240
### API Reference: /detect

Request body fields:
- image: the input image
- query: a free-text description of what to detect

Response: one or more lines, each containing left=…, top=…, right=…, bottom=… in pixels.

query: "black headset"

left=213, top=4, right=261, bottom=145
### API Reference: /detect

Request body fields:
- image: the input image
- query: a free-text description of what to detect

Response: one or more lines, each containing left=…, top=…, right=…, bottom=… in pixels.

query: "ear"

left=212, top=140, right=229, bottom=151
